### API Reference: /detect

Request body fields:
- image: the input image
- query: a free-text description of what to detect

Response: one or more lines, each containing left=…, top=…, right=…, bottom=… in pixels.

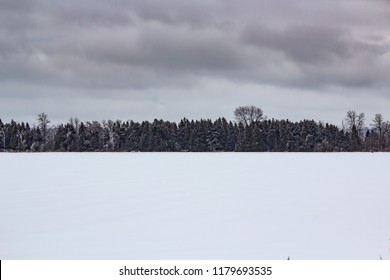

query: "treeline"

left=1, top=111, right=390, bottom=152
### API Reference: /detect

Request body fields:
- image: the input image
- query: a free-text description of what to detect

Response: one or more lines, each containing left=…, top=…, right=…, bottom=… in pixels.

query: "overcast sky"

left=1, top=0, right=390, bottom=126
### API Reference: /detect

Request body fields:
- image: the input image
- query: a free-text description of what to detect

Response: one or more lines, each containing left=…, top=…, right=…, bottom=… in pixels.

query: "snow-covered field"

left=0, top=153, right=389, bottom=260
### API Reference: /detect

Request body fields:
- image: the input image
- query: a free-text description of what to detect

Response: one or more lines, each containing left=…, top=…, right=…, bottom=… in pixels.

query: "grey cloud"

left=239, top=21, right=390, bottom=89
left=73, top=25, right=243, bottom=71
left=128, top=27, right=243, bottom=71
left=0, top=37, right=19, bottom=58
left=0, top=0, right=33, bottom=11
left=125, top=0, right=224, bottom=28
left=51, top=2, right=135, bottom=28
left=242, top=24, right=352, bottom=64
left=1, top=0, right=390, bottom=125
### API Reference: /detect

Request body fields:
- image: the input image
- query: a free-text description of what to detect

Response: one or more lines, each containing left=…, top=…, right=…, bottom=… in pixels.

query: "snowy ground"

left=0, top=153, right=389, bottom=260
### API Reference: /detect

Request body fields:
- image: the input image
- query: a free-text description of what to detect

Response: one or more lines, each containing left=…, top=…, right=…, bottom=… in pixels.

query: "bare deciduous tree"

left=343, top=110, right=365, bottom=137
left=234, top=106, right=265, bottom=126
left=372, top=113, right=384, bottom=148
left=372, top=113, right=384, bottom=132
left=37, top=112, right=50, bottom=142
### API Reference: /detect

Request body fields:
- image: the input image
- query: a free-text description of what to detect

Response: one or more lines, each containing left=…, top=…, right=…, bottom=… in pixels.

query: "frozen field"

left=0, top=153, right=389, bottom=260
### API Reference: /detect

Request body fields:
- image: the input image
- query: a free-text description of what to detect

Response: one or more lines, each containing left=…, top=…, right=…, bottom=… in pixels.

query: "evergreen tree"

left=350, top=124, right=360, bottom=151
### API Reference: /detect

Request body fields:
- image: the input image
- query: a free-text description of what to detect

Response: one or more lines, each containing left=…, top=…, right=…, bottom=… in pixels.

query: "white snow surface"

left=0, top=153, right=389, bottom=260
